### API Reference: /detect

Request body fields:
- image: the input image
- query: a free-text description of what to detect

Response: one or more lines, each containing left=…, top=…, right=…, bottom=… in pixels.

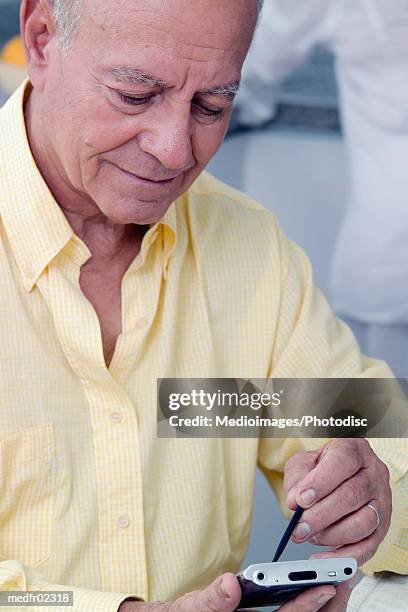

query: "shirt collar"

left=0, top=79, right=178, bottom=291
left=0, top=80, right=74, bottom=292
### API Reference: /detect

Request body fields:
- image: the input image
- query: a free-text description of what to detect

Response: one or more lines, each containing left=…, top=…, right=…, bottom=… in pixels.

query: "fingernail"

left=293, top=522, right=311, bottom=541
left=218, top=578, right=231, bottom=599
left=317, top=592, right=334, bottom=605
left=300, top=489, right=316, bottom=506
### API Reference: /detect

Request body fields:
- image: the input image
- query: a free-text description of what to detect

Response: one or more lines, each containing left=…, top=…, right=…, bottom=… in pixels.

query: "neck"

left=24, top=89, right=146, bottom=261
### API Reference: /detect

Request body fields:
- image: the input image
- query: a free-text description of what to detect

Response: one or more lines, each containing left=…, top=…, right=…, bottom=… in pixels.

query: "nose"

left=138, top=106, right=195, bottom=172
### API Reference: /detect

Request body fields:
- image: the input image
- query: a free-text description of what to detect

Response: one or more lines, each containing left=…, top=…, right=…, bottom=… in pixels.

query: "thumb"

left=322, top=572, right=362, bottom=611
left=320, top=581, right=352, bottom=611
left=284, top=450, right=320, bottom=510
left=193, top=573, right=241, bottom=612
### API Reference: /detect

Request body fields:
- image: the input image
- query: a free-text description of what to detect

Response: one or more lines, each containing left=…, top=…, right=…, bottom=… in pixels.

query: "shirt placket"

left=108, top=236, right=164, bottom=387
left=35, top=239, right=165, bottom=598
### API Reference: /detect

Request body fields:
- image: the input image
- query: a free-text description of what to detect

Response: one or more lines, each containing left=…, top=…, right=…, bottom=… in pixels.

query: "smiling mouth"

left=109, top=162, right=179, bottom=184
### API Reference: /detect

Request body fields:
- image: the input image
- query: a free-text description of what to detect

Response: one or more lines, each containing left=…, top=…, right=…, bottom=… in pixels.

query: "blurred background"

left=0, top=0, right=19, bottom=49
left=1, top=0, right=407, bottom=590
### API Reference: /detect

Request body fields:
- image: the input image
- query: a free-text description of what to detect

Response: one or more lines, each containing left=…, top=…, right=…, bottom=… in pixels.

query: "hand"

left=276, top=575, right=360, bottom=612
left=118, top=574, right=242, bottom=611
left=284, top=438, right=392, bottom=566
left=118, top=571, right=360, bottom=611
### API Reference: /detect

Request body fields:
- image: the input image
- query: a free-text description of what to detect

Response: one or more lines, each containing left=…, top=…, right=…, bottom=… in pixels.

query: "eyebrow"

left=200, top=81, right=241, bottom=100
left=110, top=66, right=169, bottom=89
left=110, top=66, right=240, bottom=100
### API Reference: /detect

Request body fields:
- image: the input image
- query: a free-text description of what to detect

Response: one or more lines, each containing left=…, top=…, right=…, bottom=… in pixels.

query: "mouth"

left=108, top=162, right=180, bottom=185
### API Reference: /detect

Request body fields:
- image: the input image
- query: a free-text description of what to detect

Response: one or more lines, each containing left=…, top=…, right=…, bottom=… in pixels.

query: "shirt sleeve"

left=0, top=559, right=142, bottom=612
left=257, top=224, right=408, bottom=576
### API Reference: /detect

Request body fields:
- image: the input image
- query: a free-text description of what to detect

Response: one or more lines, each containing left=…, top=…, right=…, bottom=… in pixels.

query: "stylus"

left=272, top=505, right=305, bottom=562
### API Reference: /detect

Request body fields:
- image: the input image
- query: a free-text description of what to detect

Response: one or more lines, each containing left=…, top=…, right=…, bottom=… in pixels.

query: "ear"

left=20, top=0, right=59, bottom=90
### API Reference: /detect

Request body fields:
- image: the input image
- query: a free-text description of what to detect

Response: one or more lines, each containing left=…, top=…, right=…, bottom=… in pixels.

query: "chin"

left=100, top=194, right=173, bottom=225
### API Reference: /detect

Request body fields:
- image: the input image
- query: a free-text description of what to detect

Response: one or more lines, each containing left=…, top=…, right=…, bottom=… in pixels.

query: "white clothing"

left=237, top=0, right=408, bottom=324
left=349, top=573, right=408, bottom=611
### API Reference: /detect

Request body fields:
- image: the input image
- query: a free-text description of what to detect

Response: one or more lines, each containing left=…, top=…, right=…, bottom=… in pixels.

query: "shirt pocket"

left=0, top=424, right=54, bottom=568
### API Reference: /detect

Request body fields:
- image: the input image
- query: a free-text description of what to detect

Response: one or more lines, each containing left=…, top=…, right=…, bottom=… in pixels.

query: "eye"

left=192, top=101, right=226, bottom=121
left=117, top=92, right=152, bottom=106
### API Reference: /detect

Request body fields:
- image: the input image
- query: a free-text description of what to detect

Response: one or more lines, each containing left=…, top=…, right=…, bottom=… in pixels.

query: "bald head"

left=50, top=0, right=264, bottom=48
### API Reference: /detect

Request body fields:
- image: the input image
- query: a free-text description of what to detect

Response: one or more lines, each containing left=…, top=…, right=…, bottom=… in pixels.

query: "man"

left=233, top=0, right=408, bottom=377
left=0, top=1, right=406, bottom=611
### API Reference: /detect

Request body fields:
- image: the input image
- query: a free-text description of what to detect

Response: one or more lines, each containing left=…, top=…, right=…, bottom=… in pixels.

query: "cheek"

left=75, top=112, right=141, bottom=185
left=80, top=109, right=138, bottom=155
left=191, top=123, right=228, bottom=166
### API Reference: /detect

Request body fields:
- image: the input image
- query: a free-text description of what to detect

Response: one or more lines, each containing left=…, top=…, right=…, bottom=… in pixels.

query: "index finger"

left=284, top=450, right=320, bottom=495
left=295, top=440, right=366, bottom=508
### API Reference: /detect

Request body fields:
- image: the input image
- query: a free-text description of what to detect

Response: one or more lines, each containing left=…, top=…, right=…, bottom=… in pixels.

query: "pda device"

left=237, top=506, right=357, bottom=608
left=237, top=557, right=358, bottom=608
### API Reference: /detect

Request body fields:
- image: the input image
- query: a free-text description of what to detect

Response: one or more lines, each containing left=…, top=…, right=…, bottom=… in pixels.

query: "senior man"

left=0, top=1, right=407, bottom=611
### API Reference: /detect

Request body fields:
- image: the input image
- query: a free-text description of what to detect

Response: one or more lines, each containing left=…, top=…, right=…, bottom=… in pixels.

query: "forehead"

left=80, top=0, right=257, bottom=72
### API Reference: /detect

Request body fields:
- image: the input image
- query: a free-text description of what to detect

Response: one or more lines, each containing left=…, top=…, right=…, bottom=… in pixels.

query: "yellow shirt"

left=0, top=81, right=407, bottom=611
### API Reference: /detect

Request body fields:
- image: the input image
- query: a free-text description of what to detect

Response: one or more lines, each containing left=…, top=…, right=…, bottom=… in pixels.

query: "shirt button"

left=110, top=411, right=123, bottom=424
left=136, top=317, right=148, bottom=329
left=117, top=514, right=131, bottom=530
